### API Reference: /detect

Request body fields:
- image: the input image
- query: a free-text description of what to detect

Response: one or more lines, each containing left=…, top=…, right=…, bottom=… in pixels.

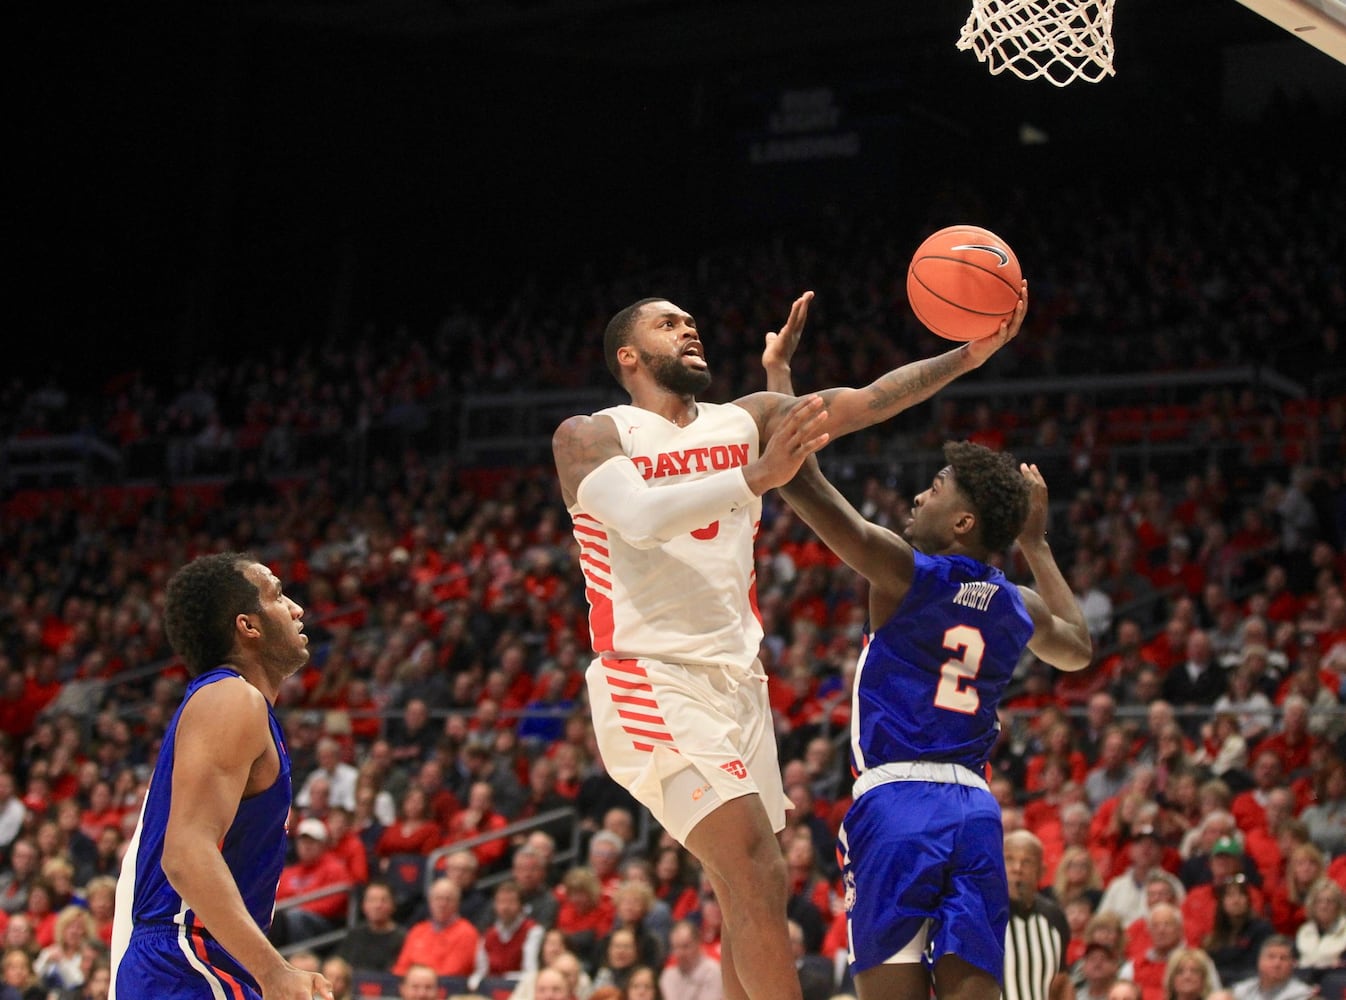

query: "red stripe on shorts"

left=189, top=918, right=246, bottom=1000
left=616, top=708, right=666, bottom=725
left=601, top=658, right=648, bottom=676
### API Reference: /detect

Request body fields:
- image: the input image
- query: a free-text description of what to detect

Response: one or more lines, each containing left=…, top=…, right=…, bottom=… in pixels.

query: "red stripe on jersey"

left=632, top=742, right=656, bottom=752
left=611, top=693, right=659, bottom=708
left=621, top=725, right=675, bottom=741
left=572, top=521, right=606, bottom=539
left=617, top=708, right=666, bottom=725
left=601, top=658, right=647, bottom=676
left=586, top=585, right=614, bottom=651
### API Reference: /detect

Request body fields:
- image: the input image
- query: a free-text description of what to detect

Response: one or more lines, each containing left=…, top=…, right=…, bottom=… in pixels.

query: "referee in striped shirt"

left=1004, top=830, right=1075, bottom=1000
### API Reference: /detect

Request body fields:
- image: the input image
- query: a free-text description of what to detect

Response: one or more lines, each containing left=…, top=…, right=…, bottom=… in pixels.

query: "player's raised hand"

left=744, top=394, right=829, bottom=495
left=1015, top=461, right=1050, bottom=547
left=964, top=280, right=1027, bottom=368
left=762, top=290, right=813, bottom=385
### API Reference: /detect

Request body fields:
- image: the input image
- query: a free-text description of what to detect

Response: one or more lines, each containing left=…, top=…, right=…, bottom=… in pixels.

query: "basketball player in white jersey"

left=552, top=286, right=1026, bottom=1000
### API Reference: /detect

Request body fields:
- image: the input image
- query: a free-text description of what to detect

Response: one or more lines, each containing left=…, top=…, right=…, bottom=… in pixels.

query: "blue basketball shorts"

left=113, top=924, right=261, bottom=1000
left=838, top=779, right=1009, bottom=981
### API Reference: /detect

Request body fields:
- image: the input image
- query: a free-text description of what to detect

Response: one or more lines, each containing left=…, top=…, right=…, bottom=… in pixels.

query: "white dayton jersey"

left=569, top=402, right=764, bottom=670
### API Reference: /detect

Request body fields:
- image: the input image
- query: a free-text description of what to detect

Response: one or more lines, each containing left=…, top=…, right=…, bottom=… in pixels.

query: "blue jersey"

left=111, top=667, right=290, bottom=1000
left=850, top=551, right=1032, bottom=776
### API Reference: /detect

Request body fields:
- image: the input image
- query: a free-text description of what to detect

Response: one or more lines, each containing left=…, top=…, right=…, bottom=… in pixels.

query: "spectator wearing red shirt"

left=392, top=877, right=481, bottom=977
left=408, top=758, right=463, bottom=832
left=1257, top=565, right=1305, bottom=625
left=1149, top=533, right=1206, bottom=602
left=324, top=807, right=369, bottom=886
left=1122, top=872, right=1185, bottom=963
left=1116, top=902, right=1185, bottom=1000
left=1180, top=838, right=1267, bottom=947
left=1253, top=694, right=1318, bottom=779
left=1140, top=618, right=1191, bottom=676
left=474, top=879, right=543, bottom=979
left=442, top=781, right=509, bottom=874
left=554, top=866, right=615, bottom=972
left=375, top=787, right=443, bottom=860
left=1025, top=721, right=1090, bottom=794
left=1231, top=751, right=1287, bottom=836
left=273, top=818, right=353, bottom=946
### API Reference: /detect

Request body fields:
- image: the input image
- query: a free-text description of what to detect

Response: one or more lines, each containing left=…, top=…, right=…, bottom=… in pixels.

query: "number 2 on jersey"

left=933, top=624, right=984, bottom=714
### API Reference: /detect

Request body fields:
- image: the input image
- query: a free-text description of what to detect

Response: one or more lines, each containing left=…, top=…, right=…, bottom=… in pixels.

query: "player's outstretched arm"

left=554, top=398, right=830, bottom=549
left=1015, top=462, right=1093, bottom=672
left=779, top=457, right=914, bottom=602
left=813, top=281, right=1026, bottom=440
left=161, top=678, right=334, bottom=1000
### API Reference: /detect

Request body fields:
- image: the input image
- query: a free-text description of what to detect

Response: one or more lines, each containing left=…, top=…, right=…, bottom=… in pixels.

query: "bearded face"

left=638, top=348, right=712, bottom=396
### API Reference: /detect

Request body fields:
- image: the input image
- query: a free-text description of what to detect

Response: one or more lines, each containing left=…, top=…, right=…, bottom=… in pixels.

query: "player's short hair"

left=944, top=440, right=1030, bottom=554
left=604, top=297, right=664, bottom=385
left=163, top=552, right=261, bottom=678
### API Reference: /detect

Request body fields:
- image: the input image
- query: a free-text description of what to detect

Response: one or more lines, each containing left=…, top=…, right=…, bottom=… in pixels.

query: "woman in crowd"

left=1162, top=947, right=1220, bottom=1000
left=1050, top=845, right=1105, bottom=910
left=1202, top=876, right=1272, bottom=987
left=1294, top=878, right=1346, bottom=983
left=374, top=786, right=442, bottom=860
left=624, top=964, right=663, bottom=1000
left=1270, top=842, right=1329, bottom=934
left=33, top=906, right=95, bottom=993
left=1, top=948, right=45, bottom=1000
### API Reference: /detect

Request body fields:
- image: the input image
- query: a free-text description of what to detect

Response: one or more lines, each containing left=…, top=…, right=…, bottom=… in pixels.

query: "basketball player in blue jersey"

left=553, top=287, right=1025, bottom=1000
left=110, top=553, right=333, bottom=1000
left=772, top=442, right=1091, bottom=1000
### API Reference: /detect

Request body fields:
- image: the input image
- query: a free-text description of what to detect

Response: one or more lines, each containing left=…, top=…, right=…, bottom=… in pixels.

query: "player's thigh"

left=683, top=791, right=782, bottom=887
left=855, top=961, right=932, bottom=1000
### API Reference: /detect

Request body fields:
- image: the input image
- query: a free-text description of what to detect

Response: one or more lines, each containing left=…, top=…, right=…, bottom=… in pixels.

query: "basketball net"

left=957, top=0, right=1117, bottom=87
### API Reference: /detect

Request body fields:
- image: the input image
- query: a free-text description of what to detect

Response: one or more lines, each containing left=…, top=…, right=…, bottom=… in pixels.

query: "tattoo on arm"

left=865, top=350, right=966, bottom=412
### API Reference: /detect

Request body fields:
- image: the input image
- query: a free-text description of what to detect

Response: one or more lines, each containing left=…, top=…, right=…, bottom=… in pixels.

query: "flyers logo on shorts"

left=719, top=759, right=748, bottom=780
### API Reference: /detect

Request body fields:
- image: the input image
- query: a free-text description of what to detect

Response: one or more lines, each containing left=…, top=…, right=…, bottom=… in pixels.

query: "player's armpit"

left=1019, top=587, right=1093, bottom=672
left=552, top=413, right=624, bottom=506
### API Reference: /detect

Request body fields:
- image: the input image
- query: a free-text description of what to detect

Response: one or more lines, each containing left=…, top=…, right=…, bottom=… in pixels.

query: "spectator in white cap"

left=271, top=817, right=353, bottom=946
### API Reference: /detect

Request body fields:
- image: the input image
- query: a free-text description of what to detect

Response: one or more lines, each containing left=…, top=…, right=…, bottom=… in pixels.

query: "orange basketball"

left=906, top=225, right=1022, bottom=341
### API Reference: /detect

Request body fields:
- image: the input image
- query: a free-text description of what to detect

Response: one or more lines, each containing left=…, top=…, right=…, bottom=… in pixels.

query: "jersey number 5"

left=933, top=624, right=984, bottom=715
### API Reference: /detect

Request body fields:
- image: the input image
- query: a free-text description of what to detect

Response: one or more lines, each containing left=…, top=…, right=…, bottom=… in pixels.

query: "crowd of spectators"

left=1, top=151, right=1345, bottom=1000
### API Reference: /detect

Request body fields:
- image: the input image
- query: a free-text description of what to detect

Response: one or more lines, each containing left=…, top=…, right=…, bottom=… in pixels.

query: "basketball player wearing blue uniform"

left=776, top=445, right=1091, bottom=1000
left=110, top=553, right=332, bottom=1000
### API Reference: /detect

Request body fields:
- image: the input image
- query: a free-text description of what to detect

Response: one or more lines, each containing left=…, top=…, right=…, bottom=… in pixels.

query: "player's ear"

left=953, top=511, right=976, bottom=539
left=616, top=344, right=639, bottom=370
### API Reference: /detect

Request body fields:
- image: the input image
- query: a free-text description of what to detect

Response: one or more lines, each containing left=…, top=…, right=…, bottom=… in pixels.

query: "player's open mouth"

left=682, top=345, right=706, bottom=367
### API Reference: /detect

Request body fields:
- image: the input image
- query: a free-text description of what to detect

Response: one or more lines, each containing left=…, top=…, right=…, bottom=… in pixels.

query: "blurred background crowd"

left=6, top=0, right=1346, bottom=997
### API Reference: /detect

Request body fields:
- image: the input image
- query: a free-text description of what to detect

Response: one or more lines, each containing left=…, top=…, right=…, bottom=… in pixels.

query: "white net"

left=957, top=0, right=1117, bottom=87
